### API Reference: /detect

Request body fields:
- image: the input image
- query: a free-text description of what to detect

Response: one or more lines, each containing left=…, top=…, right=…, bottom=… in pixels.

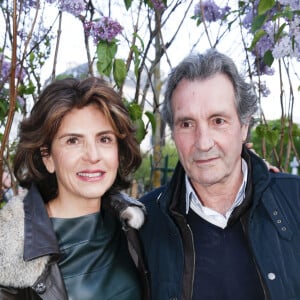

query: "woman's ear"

left=40, top=147, right=55, bottom=173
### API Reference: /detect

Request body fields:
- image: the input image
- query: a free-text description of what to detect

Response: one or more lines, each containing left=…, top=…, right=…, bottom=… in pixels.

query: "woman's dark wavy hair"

left=14, top=77, right=142, bottom=201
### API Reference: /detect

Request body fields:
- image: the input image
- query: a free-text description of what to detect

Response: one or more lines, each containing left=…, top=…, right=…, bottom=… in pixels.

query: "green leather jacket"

left=0, top=184, right=150, bottom=300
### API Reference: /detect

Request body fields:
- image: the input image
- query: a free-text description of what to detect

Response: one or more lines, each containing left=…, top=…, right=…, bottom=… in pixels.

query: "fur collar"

left=0, top=193, right=49, bottom=288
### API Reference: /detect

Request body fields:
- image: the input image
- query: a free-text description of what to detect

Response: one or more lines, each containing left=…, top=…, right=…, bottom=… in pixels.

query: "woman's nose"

left=83, top=143, right=100, bottom=162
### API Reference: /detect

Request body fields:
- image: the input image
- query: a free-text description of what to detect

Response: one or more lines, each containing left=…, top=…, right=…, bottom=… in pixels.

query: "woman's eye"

left=66, top=137, right=78, bottom=144
left=100, top=135, right=116, bottom=144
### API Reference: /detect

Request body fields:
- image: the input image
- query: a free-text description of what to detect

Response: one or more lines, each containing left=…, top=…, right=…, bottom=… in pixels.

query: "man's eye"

left=181, top=121, right=192, bottom=128
left=215, top=118, right=225, bottom=125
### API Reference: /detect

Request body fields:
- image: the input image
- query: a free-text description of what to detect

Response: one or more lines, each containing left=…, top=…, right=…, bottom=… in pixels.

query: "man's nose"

left=194, top=126, right=215, bottom=151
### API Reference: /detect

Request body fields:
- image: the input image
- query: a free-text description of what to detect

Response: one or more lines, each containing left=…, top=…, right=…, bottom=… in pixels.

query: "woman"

left=0, top=77, right=150, bottom=299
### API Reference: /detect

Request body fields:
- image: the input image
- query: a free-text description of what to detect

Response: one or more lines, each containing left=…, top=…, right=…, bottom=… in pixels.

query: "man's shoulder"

left=268, top=171, right=300, bottom=193
left=269, top=171, right=300, bottom=182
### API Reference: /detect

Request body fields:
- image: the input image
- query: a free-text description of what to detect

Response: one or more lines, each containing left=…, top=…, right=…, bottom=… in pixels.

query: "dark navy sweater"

left=187, top=209, right=265, bottom=300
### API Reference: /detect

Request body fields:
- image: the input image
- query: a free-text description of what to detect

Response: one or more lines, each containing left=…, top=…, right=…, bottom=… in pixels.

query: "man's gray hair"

left=162, top=48, right=258, bottom=129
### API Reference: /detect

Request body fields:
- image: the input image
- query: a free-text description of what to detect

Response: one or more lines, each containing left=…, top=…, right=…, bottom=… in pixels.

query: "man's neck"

left=189, top=159, right=248, bottom=216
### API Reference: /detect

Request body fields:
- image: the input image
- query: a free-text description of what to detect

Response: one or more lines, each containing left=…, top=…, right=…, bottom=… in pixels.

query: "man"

left=139, top=49, right=300, bottom=300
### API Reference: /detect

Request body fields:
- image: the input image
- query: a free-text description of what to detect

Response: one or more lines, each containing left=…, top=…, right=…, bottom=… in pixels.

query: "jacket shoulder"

left=139, top=186, right=166, bottom=206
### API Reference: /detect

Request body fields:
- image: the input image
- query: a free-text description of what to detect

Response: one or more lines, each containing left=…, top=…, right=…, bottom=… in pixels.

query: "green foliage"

left=96, top=40, right=118, bottom=77
left=250, top=120, right=300, bottom=171
left=134, top=141, right=178, bottom=191
left=113, top=58, right=127, bottom=88
left=123, top=0, right=133, bottom=10
left=257, top=0, right=275, bottom=15
left=125, top=101, right=156, bottom=144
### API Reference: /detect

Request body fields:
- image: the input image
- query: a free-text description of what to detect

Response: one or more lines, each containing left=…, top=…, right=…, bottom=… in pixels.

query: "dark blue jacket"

left=139, top=148, right=300, bottom=300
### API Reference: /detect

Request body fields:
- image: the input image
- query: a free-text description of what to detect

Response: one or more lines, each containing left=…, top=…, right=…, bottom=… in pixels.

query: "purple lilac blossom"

left=58, top=0, right=86, bottom=17
left=273, top=15, right=300, bottom=59
left=242, top=0, right=277, bottom=29
left=0, top=56, right=25, bottom=82
left=0, top=56, right=10, bottom=80
left=151, top=0, right=165, bottom=11
left=20, top=0, right=39, bottom=9
left=289, top=15, right=300, bottom=58
left=194, top=0, right=230, bottom=22
left=242, top=0, right=259, bottom=29
left=17, top=96, right=26, bottom=108
left=254, top=22, right=274, bottom=58
left=258, top=81, right=271, bottom=97
left=278, top=0, right=300, bottom=10
left=242, top=9, right=254, bottom=29
left=84, top=17, right=123, bottom=43
left=255, top=58, right=274, bottom=75
left=272, top=36, right=294, bottom=59
left=17, top=29, right=27, bottom=42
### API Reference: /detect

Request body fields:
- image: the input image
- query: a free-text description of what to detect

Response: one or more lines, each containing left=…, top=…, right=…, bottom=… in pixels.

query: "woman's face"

left=42, top=104, right=119, bottom=205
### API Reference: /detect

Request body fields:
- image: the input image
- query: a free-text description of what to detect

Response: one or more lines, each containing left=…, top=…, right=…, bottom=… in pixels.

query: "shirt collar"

left=185, top=159, right=248, bottom=228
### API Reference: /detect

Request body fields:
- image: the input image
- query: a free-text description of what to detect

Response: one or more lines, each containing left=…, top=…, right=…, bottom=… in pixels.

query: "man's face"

left=172, top=74, right=249, bottom=191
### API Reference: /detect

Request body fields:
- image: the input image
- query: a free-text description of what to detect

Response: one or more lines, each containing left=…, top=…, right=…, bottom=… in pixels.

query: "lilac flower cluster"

left=1, top=55, right=26, bottom=108
left=42, top=0, right=86, bottom=16
left=278, top=0, right=300, bottom=10
left=242, top=1, right=300, bottom=62
left=58, top=0, right=86, bottom=17
left=151, top=0, right=166, bottom=11
left=257, top=81, right=271, bottom=98
left=84, top=17, right=123, bottom=43
left=241, top=2, right=275, bottom=75
left=19, top=0, right=39, bottom=10
left=194, top=0, right=230, bottom=22
left=272, top=15, right=300, bottom=59
left=255, top=22, right=275, bottom=58
left=0, top=55, right=10, bottom=81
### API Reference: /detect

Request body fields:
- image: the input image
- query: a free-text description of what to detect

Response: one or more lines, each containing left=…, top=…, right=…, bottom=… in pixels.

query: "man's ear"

left=242, top=123, right=250, bottom=142
left=40, top=147, right=55, bottom=173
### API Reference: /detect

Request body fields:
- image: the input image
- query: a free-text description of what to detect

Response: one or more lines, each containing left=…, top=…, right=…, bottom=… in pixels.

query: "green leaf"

left=0, top=99, right=8, bottom=116
left=97, top=61, right=112, bottom=77
left=113, top=58, right=127, bottom=88
left=248, top=29, right=266, bottom=51
left=131, top=45, right=141, bottom=77
left=124, top=0, right=133, bottom=10
left=96, top=41, right=118, bottom=77
left=266, top=128, right=279, bottom=147
left=127, top=102, right=143, bottom=120
left=29, top=52, right=35, bottom=64
left=258, top=0, right=275, bottom=15
left=274, top=23, right=286, bottom=42
left=134, top=119, right=146, bottom=143
left=263, top=50, right=274, bottom=67
left=255, top=124, right=267, bottom=138
left=145, top=111, right=156, bottom=133
left=251, top=14, right=267, bottom=32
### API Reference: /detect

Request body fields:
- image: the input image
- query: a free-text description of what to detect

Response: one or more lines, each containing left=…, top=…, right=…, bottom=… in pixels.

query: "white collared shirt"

left=185, top=159, right=248, bottom=229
